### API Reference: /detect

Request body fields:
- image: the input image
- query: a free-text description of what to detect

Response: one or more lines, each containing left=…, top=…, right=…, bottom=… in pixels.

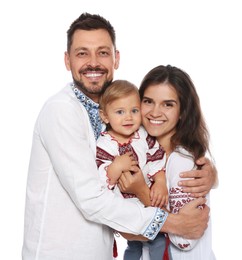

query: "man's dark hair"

left=67, top=12, right=116, bottom=52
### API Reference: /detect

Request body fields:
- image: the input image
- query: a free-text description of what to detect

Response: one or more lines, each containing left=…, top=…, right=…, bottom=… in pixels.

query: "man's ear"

left=99, top=109, right=109, bottom=124
left=64, top=51, right=71, bottom=71
left=114, top=50, right=120, bottom=70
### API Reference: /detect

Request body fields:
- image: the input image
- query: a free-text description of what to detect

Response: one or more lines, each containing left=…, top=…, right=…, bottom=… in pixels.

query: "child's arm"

left=107, top=152, right=138, bottom=185
left=150, top=170, right=168, bottom=207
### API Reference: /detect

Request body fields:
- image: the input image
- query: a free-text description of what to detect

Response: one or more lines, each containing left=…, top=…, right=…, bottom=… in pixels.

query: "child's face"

left=102, top=93, right=141, bottom=139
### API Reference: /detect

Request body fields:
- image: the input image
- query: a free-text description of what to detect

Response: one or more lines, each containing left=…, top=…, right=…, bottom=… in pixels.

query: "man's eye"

left=99, top=51, right=109, bottom=56
left=77, top=52, right=87, bottom=57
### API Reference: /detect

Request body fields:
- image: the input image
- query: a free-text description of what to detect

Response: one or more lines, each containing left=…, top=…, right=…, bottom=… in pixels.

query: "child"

left=96, top=80, right=171, bottom=260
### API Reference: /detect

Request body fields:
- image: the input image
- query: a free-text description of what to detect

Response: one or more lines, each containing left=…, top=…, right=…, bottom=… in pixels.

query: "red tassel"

left=163, top=235, right=170, bottom=260
left=113, top=238, right=118, bottom=258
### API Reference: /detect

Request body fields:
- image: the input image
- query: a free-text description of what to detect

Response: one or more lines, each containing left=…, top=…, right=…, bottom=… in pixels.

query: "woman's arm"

left=166, top=150, right=211, bottom=250
left=118, top=167, right=151, bottom=206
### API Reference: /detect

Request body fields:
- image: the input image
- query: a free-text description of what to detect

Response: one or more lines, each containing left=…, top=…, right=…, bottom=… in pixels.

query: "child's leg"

left=123, top=240, right=143, bottom=260
left=146, top=233, right=173, bottom=260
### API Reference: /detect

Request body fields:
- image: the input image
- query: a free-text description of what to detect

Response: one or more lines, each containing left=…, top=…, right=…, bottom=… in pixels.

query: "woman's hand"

left=118, top=166, right=151, bottom=206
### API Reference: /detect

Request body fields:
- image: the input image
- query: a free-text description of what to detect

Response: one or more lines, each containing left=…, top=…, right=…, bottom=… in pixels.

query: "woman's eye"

left=142, top=99, right=152, bottom=104
left=164, top=102, right=174, bottom=107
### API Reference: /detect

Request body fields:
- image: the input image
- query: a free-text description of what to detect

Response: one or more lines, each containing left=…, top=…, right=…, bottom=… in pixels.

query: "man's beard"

left=73, top=78, right=112, bottom=96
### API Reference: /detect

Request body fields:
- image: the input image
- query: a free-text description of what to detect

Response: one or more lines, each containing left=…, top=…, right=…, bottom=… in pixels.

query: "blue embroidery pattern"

left=72, top=85, right=102, bottom=140
left=143, top=208, right=168, bottom=240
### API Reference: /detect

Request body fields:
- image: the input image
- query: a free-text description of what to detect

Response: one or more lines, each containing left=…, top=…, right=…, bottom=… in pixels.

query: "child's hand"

left=107, top=152, right=138, bottom=185
left=113, top=152, right=138, bottom=172
left=150, top=181, right=168, bottom=208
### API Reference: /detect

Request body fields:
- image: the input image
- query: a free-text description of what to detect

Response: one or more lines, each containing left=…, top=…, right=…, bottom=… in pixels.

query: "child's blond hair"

left=99, top=80, right=139, bottom=112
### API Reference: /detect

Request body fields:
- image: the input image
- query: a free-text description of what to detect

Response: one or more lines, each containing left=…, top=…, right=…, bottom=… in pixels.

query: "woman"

left=138, top=65, right=216, bottom=259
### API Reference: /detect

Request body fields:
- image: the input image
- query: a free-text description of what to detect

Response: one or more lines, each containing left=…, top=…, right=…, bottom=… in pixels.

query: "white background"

left=0, top=0, right=241, bottom=259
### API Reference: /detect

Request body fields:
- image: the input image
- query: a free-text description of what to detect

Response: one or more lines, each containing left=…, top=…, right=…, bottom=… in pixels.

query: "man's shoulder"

left=47, top=83, right=74, bottom=103
left=38, top=83, right=81, bottom=117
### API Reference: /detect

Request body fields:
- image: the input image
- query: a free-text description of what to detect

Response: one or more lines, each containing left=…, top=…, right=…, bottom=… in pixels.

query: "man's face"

left=65, top=29, right=120, bottom=102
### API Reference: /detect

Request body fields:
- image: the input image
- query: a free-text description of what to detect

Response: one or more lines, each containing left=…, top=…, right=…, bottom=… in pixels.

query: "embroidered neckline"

left=72, top=84, right=102, bottom=140
left=101, top=130, right=140, bottom=145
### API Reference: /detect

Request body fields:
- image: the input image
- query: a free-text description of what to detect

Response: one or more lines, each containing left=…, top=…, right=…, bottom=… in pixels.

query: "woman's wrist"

left=136, top=184, right=151, bottom=206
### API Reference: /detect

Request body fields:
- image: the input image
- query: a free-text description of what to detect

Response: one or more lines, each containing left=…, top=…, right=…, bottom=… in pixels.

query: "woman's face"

left=141, top=83, right=180, bottom=146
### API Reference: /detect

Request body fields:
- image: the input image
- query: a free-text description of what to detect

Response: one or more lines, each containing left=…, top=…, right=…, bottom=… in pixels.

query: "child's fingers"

left=157, top=197, right=165, bottom=208
left=153, top=193, right=163, bottom=207
left=165, top=195, right=169, bottom=206
left=131, top=160, right=139, bottom=166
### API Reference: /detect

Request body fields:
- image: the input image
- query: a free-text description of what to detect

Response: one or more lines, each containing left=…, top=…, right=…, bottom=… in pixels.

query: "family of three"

left=22, top=12, right=217, bottom=260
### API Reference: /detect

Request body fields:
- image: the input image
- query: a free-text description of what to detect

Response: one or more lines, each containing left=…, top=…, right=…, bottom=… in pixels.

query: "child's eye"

left=132, top=108, right=140, bottom=113
left=116, top=110, right=124, bottom=115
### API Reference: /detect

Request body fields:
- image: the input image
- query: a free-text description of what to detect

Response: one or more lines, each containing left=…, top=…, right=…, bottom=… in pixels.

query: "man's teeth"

left=86, top=73, right=102, bottom=77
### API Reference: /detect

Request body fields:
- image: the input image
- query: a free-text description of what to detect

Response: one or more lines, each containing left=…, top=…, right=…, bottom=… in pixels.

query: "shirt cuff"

left=142, top=208, right=168, bottom=240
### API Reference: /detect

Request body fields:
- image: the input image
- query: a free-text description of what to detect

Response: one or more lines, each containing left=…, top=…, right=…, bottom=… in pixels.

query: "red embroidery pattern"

left=178, top=243, right=190, bottom=249
left=146, top=148, right=165, bottom=163
left=118, top=144, right=138, bottom=198
left=146, top=134, right=156, bottom=149
left=118, top=143, right=138, bottom=162
left=122, top=193, right=136, bottom=199
left=96, top=146, right=115, bottom=168
left=169, top=187, right=194, bottom=214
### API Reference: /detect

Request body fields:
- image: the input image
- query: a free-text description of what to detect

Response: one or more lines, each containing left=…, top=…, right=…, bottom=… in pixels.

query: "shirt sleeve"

left=96, top=135, right=116, bottom=189
left=37, top=97, right=167, bottom=238
left=166, top=148, right=200, bottom=250
left=146, top=140, right=166, bottom=180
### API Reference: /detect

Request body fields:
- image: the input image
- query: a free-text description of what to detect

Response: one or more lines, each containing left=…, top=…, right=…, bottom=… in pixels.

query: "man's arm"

left=161, top=197, right=209, bottom=239
left=178, top=157, right=218, bottom=197
left=118, top=169, right=209, bottom=239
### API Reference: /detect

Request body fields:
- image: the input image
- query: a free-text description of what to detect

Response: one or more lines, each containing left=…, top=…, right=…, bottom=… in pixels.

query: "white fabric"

left=141, top=147, right=216, bottom=260
left=22, top=84, right=159, bottom=260
left=96, top=126, right=166, bottom=192
left=167, top=147, right=216, bottom=260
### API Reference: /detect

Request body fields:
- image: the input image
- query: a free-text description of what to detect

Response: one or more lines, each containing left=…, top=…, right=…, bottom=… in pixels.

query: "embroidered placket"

left=73, top=86, right=102, bottom=140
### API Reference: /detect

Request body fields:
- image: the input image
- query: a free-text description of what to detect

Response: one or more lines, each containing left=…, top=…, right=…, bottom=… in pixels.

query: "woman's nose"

left=150, top=105, right=162, bottom=117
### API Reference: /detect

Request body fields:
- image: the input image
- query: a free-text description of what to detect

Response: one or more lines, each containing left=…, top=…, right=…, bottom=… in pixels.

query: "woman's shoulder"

left=166, top=146, right=195, bottom=172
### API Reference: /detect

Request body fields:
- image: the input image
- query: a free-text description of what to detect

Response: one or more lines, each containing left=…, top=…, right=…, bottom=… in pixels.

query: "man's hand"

left=162, top=197, right=209, bottom=239
left=178, top=157, right=218, bottom=197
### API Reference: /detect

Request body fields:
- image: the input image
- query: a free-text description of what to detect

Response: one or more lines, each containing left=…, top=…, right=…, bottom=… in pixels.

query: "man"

left=22, top=13, right=216, bottom=260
